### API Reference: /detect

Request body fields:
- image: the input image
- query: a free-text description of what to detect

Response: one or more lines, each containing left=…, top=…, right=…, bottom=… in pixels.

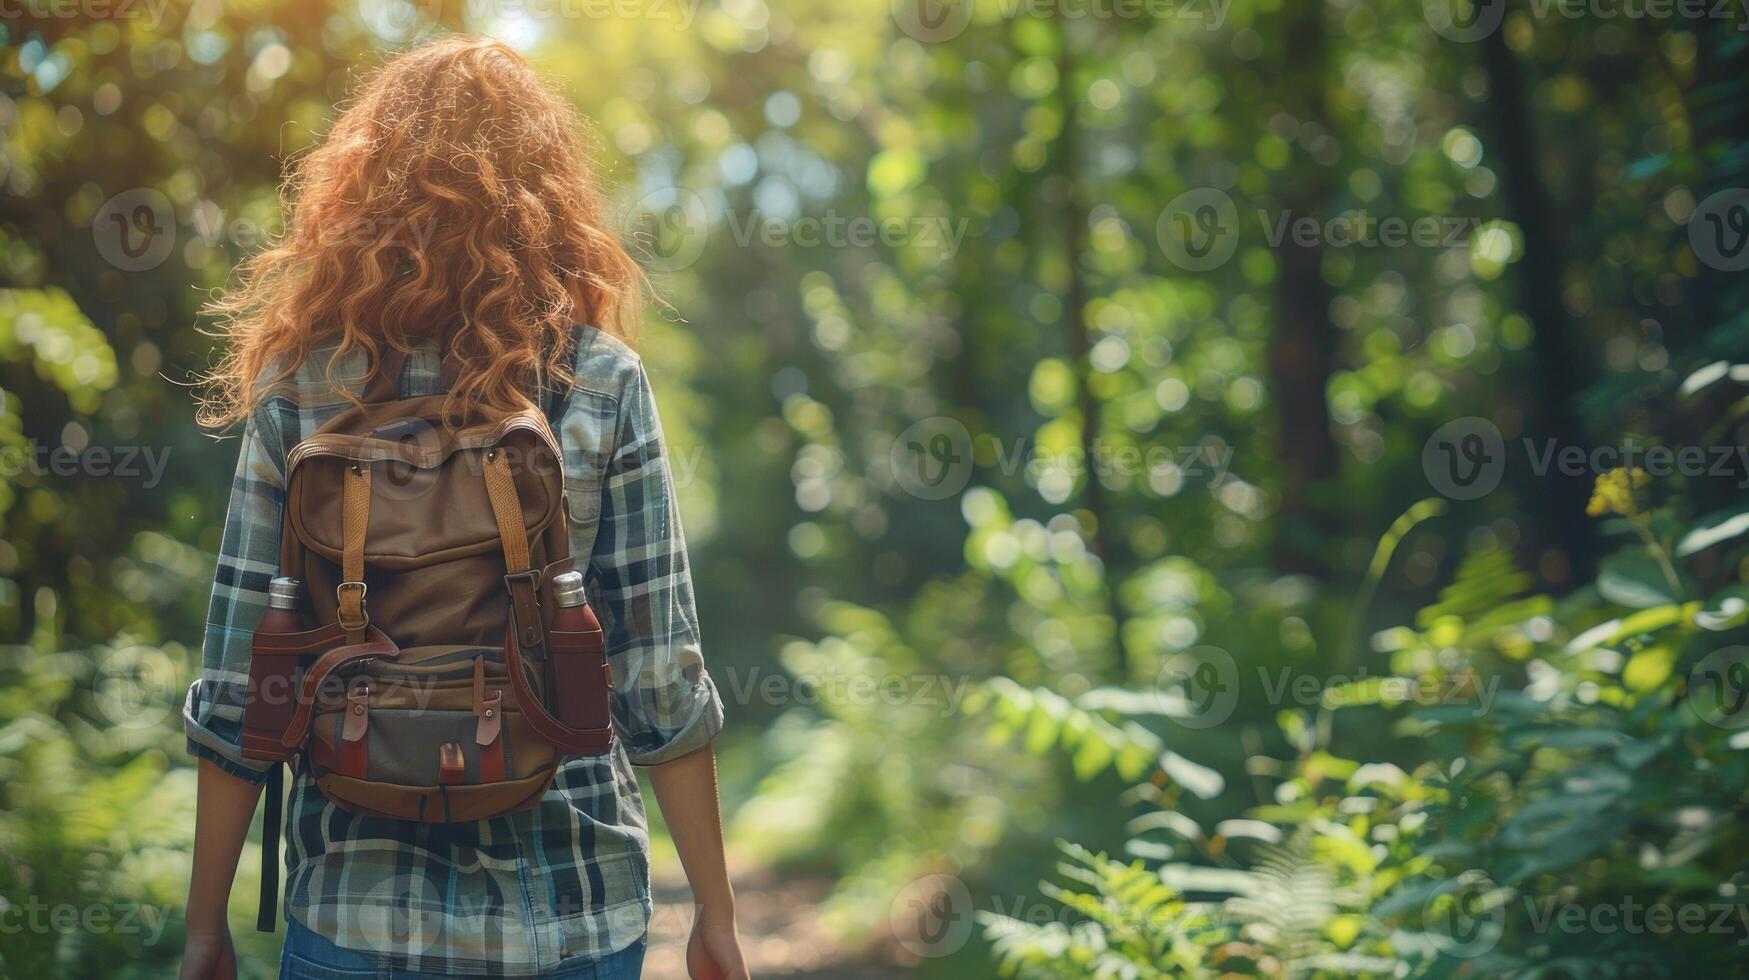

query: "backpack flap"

left=282, top=396, right=565, bottom=648
left=286, top=407, right=561, bottom=569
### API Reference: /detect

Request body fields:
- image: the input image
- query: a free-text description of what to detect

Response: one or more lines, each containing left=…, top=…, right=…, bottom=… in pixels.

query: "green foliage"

left=967, top=678, right=1177, bottom=786
left=973, top=476, right=1749, bottom=976
left=0, top=640, right=275, bottom=977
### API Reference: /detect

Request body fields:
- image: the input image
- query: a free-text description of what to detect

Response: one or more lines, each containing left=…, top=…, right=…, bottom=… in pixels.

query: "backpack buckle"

left=503, top=569, right=545, bottom=652
left=342, top=683, right=370, bottom=744
left=335, top=581, right=369, bottom=632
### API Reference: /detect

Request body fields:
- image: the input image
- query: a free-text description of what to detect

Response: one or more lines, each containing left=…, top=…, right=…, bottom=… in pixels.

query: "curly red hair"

left=199, top=35, right=645, bottom=426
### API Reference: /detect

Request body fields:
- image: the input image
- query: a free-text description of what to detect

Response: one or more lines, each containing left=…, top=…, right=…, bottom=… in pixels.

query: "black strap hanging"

left=256, top=761, right=283, bottom=933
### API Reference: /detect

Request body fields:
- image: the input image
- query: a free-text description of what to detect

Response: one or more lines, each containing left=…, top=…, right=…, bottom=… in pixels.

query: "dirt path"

left=642, top=866, right=910, bottom=979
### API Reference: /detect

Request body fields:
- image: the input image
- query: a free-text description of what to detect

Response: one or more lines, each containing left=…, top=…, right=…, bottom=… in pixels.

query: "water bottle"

left=261, top=577, right=305, bottom=632
left=242, top=577, right=306, bottom=761
left=547, top=571, right=611, bottom=732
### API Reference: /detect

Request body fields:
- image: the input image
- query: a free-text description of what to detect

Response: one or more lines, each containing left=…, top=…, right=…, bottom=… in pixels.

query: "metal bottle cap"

left=550, top=571, right=586, bottom=608
left=267, top=577, right=302, bottom=611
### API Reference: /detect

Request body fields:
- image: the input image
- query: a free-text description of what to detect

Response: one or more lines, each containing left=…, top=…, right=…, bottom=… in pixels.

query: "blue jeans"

left=278, top=919, right=647, bottom=979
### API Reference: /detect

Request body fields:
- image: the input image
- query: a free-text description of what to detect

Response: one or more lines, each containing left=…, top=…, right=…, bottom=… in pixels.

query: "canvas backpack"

left=237, top=347, right=613, bottom=931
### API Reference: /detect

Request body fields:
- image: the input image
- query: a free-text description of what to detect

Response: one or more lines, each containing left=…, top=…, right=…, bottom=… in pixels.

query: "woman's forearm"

left=648, top=746, right=749, bottom=978
left=185, top=758, right=265, bottom=931
left=645, top=746, right=734, bottom=909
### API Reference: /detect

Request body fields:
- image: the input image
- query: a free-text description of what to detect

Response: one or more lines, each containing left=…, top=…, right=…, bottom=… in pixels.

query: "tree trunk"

left=1477, top=25, right=1598, bottom=585
left=1266, top=0, right=1343, bottom=576
left=1055, top=24, right=1132, bottom=681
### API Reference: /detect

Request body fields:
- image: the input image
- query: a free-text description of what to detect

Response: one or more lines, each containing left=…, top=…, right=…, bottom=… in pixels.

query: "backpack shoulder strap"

left=360, top=348, right=407, bottom=403
left=482, top=445, right=611, bottom=754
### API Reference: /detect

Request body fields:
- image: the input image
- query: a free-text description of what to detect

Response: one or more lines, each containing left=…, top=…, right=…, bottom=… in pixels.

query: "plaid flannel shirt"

left=181, top=326, right=724, bottom=975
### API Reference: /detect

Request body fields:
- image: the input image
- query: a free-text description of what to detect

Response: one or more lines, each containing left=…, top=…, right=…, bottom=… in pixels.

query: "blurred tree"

left=1476, top=11, right=1598, bottom=584
left=1265, top=0, right=1342, bottom=577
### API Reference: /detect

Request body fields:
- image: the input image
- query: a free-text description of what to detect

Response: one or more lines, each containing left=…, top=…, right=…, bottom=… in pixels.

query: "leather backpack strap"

left=482, top=447, right=611, bottom=755
left=336, top=461, right=371, bottom=642
left=500, top=626, right=610, bottom=754
left=251, top=621, right=357, bottom=654
left=277, top=631, right=397, bottom=750
left=363, top=343, right=467, bottom=401
left=360, top=347, right=407, bottom=403
left=483, top=449, right=545, bottom=651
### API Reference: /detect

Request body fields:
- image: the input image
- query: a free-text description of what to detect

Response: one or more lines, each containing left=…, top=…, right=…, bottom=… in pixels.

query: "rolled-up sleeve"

left=183, top=406, right=285, bottom=784
left=590, top=361, right=724, bottom=765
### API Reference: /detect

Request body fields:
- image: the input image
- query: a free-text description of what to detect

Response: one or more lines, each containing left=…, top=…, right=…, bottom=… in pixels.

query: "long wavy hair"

left=199, top=35, right=645, bottom=427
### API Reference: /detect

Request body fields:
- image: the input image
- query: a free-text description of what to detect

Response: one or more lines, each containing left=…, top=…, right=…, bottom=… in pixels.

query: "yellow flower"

left=1586, top=467, right=1651, bottom=519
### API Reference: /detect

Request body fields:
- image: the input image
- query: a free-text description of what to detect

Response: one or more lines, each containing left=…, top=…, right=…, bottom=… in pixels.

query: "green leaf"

left=1505, top=726, right=1629, bottom=751
left=1697, top=586, right=1749, bottom=630
left=1128, top=810, right=1203, bottom=843
left=1597, top=550, right=1686, bottom=608
left=1023, top=695, right=1065, bottom=755
left=1623, top=645, right=1677, bottom=691
left=1608, top=603, right=1690, bottom=641
left=1623, top=153, right=1670, bottom=181
left=1325, top=913, right=1364, bottom=949
left=1678, top=360, right=1749, bottom=398
left=1614, top=732, right=1673, bottom=769
left=1113, top=739, right=1156, bottom=783
left=1071, top=733, right=1113, bottom=781
left=1677, top=504, right=1749, bottom=556
left=1159, top=750, right=1224, bottom=799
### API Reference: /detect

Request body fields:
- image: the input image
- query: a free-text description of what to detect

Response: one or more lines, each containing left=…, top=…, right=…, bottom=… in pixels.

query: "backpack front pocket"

left=305, top=645, right=559, bottom=821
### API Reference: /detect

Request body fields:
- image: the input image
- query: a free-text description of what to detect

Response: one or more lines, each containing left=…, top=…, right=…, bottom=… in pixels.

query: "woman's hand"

left=686, top=901, right=749, bottom=980
left=179, top=925, right=237, bottom=980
